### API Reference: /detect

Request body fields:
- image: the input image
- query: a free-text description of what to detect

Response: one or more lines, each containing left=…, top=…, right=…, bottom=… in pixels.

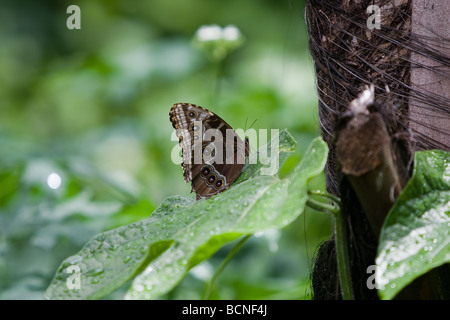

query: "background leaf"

left=44, top=132, right=328, bottom=299
left=376, top=150, right=450, bottom=300
left=1, top=1, right=325, bottom=300
left=127, top=134, right=327, bottom=300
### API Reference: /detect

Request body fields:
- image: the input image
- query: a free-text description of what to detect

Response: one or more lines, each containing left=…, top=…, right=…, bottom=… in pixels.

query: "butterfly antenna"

left=249, top=118, right=258, bottom=130
left=245, top=119, right=259, bottom=154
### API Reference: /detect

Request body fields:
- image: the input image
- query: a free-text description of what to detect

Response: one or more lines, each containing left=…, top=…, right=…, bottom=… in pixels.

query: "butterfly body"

left=169, top=103, right=249, bottom=200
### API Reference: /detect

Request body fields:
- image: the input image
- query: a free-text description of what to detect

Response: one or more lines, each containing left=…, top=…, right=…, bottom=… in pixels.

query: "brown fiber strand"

left=305, top=0, right=449, bottom=299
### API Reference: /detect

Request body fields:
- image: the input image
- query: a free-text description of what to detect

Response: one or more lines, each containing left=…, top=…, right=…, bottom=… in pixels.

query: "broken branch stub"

left=335, top=86, right=408, bottom=237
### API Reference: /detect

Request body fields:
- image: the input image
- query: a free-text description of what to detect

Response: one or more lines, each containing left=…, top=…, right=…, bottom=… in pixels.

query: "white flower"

left=195, top=24, right=242, bottom=42
left=195, top=24, right=223, bottom=42
left=193, top=24, right=244, bottom=61
left=222, top=25, right=241, bottom=41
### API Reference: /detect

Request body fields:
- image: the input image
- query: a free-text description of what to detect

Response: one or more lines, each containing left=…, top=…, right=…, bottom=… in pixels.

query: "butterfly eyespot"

left=193, top=134, right=200, bottom=140
left=215, top=179, right=223, bottom=188
left=202, top=144, right=216, bottom=159
left=201, top=166, right=211, bottom=177
left=190, top=122, right=201, bottom=133
left=207, top=175, right=216, bottom=184
left=188, top=111, right=197, bottom=118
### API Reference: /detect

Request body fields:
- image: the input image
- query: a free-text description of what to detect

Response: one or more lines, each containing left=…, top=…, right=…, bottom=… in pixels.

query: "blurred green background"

left=0, top=0, right=331, bottom=299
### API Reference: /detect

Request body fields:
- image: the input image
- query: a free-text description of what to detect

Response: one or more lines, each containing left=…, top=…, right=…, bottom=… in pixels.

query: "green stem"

left=211, top=59, right=225, bottom=105
left=333, top=204, right=354, bottom=300
left=308, top=190, right=341, bottom=205
left=202, top=234, right=251, bottom=300
left=306, top=191, right=354, bottom=300
left=306, top=197, right=339, bottom=215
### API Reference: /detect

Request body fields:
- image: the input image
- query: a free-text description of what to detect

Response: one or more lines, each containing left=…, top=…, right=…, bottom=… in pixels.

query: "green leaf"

left=44, top=131, right=328, bottom=299
left=376, top=150, right=450, bottom=300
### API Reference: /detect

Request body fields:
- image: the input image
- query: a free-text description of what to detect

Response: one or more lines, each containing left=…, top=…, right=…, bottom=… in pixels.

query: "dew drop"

left=140, top=245, right=149, bottom=254
left=47, top=173, right=62, bottom=189
left=135, top=284, right=145, bottom=292
left=89, top=268, right=104, bottom=276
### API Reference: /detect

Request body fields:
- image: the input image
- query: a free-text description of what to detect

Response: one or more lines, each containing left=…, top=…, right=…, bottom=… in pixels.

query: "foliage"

left=6, top=1, right=447, bottom=301
left=1, top=1, right=330, bottom=300
left=44, top=133, right=329, bottom=299
left=376, top=150, right=450, bottom=300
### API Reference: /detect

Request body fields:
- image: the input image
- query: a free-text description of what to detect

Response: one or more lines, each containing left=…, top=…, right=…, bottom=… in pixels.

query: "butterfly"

left=170, top=103, right=249, bottom=200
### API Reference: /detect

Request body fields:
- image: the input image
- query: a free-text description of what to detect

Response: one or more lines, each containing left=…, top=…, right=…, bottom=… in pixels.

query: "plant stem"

left=308, top=189, right=341, bottom=205
left=305, top=197, right=339, bottom=215
left=202, top=234, right=251, bottom=300
left=211, top=59, right=225, bottom=105
left=306, top=191, right=354, bottom=300
left=332, top=204, right=354, bottom=300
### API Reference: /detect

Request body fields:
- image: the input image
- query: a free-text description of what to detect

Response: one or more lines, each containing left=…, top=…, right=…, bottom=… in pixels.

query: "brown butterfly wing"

left=169, top=103, right=247, bottom=199
left=169, top=103, right=212, bottom=183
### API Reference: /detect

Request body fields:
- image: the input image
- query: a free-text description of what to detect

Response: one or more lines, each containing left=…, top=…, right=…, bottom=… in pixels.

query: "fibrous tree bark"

left=305, top=0, right=449, bottom=299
